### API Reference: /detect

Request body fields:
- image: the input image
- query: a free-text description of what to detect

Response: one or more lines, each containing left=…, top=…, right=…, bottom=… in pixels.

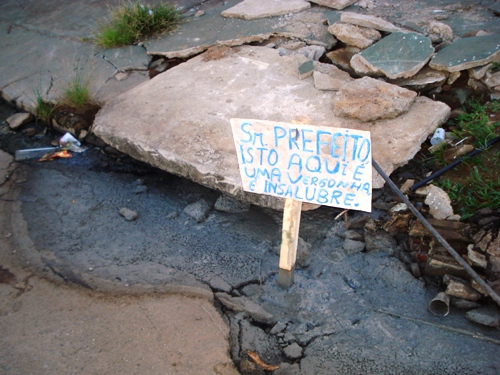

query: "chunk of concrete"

left=309, top=0, right=358, bottom=10
left=93, top=46, right=450, bottom=207
left=424, top=185, right=458, bottom=220
left=6, top=113, right=32, bottom=130
left=429, top=34, right=500, bottom=72
left=340, top=12, right=402, bottom=33
left=328, top=22, right=382, bottom=49
left=350, top=53, right=384, bottom=76
left=355, top=32, right=434, bottom=79
left=221, top=0, right=310, bottom=20
left=425, top=21, right=454, bottom=44
left=466, top=305, right=500, bottom=327
left=389, top=67, right=449, bottom=90
left=332, top=77, right=417, bottom=121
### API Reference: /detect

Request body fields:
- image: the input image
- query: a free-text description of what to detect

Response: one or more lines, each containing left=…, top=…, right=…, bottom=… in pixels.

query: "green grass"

left=62, top=75, right=92, bottom=110
left=450, top=99, right=500, bottom=148
left=34, top=88, right=55, bottom=123
left=95, top=1, right=182, bottom=48
left=437, top=166, right=500, bottom=219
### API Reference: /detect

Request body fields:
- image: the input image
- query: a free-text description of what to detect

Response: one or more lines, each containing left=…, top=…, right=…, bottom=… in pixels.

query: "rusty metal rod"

left=373, top=159, right=500, bottom=307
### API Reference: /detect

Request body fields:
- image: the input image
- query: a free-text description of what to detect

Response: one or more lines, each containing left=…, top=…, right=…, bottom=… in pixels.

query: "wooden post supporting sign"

left=277, top=198, right=302, bottom=289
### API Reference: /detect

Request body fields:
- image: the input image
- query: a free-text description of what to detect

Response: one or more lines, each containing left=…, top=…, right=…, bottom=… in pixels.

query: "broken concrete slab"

left=146, top=1, right=336, bottom=59
left=340, top=11, right=402, bottom=33
left=389, top=66, right=449, bottom=90
left=328, top=22, right=382, bottom=49
left=429, top=34, right=500, bottom=72
left=94, top=46, right=450, bottom=204
left=332, top=77, right=417, bottom=121
left=354, top=32, right=434, bottom=79
left=221, top=0, right=311, bottom=20
left=309, top=0, right=358, bottom=10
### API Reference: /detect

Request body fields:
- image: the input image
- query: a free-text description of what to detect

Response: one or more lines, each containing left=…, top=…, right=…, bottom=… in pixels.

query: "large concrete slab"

left=221, top=0, right=311, bottom=20
left=94, top=46, right=450, bottom=210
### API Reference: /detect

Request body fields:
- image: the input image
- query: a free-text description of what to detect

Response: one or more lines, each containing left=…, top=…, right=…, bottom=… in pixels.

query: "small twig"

left=334, top=209, right=349, bottom=229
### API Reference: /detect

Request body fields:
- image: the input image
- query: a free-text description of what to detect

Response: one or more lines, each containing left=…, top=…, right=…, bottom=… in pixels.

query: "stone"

left=194, top=10, right=205, bottom=17
left=450, top=297, right=481, bottom=310
left=309, top=0, right=358, bottom=10
left=447, top=71, right=461, bottom=85
left=445, top=278, right=482, bottom=301
left=443, top=144, right=474, bottom=164
left=184, top=199, right=212, bottom=223
left=429, top=34, right=500, bottom=72
left=283, top=343, right=303, bottom=359
left=94, top=46, right=450, bottom=206
left=279, top=45, right=326, bottom=61
left=298, top=60, right=314, bottom=79
left=332, top=77, right=418, bottom=122
left=326, top=46, right=362, bottom=74
left=214, top=194, right=250, bottom=213
left=400, top=179, right=415, bottom=194
left=221, top=0, right=310, bottom=20
left=483, top=70, right=500, bottom=88
left=297, top=237, right=312, bottom=268
left=354, top=32, right=434, bottom=79
left=389, top=67, right=449, bottom=90
left=344, top=229, right=364, bottom=241
left=425, top=21, right=454, bottom=43
left=343, top=238, right=365, bottom=255
left=208, top=275, right=232, bottom=293
left=469, top=63, right=494, bottom=80
left=0, top=150, right=13, bottom=186
left=215, top=292, right=276, bottom=325
left=466, top=305, right=500, bottom=327
left=6, top=112, right=32, bottom=129
left=328, top=22, right=382, bottom=49
left=340, top=12, right=402, bottom=33
left=119, top=207, right=138, bottom=221
left=424, top=185, right=457, bottom=220
left=114, top=72, right=129, bottom=81
left=270, top=322, right=287, bottom=335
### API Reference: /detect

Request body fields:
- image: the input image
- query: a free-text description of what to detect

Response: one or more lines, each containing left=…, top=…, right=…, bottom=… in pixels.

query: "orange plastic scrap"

left=246, top=350, right=280, bottom=371
left=38, top=150, right=73, bottom=162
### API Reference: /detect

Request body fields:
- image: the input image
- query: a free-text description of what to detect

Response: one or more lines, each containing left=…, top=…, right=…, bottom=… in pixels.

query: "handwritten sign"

left=230, top=118, right=372, bottom=212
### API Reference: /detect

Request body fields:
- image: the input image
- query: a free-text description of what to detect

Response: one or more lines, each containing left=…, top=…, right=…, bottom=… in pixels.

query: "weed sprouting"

left=95, top=1, right=182, bottom=48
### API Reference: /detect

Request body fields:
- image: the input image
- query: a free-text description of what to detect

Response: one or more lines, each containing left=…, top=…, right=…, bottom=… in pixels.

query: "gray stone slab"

left=356, top=32, right=434, bottom=79
left=93, top=46, right=450, bottom=209
left=340, top=12, right=402, bottom=32
left=146, top=1, right=336, bottom=58
left=221, top=0, right=311, bottom=20
left=429, top=34, right=500, bottom=72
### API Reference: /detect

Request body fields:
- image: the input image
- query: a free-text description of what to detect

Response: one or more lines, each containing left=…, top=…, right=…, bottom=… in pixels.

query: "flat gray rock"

left=221, top=0, right=310, bottom=20
left=6, top=113, right=32, bottom=129
left=333, top=77, right=417, bottom=121
left=328, top=22, right=382, bottom=49
left=429, top=34, right=500, bottom=72
left=93, top=46, right=450, bottom=207
left=340, top=12, right=402, bottom=32
left=389, top=66, right=449, bottom=90
left=355, top=32, right=434, bottom=79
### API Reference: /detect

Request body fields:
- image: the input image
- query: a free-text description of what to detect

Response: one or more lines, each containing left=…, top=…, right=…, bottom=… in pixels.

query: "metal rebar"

left=373, top=159, right=500, bottom=307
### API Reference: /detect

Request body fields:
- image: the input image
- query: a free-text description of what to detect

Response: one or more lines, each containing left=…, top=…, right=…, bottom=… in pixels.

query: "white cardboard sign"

left=230, top=118, right=372, bottom=212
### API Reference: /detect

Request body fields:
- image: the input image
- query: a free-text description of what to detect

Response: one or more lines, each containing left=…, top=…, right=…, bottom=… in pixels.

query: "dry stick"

left=372, top=160, right=500, bottom=308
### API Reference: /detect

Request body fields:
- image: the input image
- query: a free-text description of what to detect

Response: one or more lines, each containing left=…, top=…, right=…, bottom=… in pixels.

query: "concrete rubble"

left=221, top=0, right=311, bottom=20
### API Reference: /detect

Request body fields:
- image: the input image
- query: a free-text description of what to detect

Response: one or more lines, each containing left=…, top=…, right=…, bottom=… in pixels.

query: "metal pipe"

left=373, top=159, right=500, bottom=307
left=410, top=136, right=500, bottom=192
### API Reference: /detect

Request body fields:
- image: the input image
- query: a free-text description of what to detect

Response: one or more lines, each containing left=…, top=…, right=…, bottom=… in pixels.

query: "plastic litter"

left=430, top=128, right=445, bottom=145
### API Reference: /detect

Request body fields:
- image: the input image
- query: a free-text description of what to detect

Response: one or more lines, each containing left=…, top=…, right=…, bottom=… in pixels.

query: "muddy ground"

left=1, top=97, right=500, bottom=375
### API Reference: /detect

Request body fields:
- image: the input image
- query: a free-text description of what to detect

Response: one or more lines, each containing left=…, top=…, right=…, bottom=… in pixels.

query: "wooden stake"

left=277, top=198, right=302, bottom=289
